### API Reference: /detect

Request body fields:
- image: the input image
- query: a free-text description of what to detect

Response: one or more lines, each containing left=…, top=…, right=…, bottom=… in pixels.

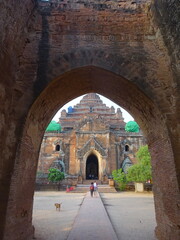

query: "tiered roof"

left=59, top=93, right=125, bottom=131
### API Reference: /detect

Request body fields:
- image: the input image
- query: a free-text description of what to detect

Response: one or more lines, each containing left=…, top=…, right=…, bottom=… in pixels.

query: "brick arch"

left=38, top=47, right=155, bottom=99
left=4, top=66, right=180, bottom=239
left=48, top=47, right=146, bottom=81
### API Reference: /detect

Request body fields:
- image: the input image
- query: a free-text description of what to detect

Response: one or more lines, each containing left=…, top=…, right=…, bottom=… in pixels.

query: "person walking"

left=93, top=181, right=98, bottom=196
left=90, top=182, right=94, bottom=197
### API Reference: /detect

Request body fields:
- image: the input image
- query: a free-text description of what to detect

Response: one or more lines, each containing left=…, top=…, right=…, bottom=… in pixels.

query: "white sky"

left=52, top=94, right=134, bottom=123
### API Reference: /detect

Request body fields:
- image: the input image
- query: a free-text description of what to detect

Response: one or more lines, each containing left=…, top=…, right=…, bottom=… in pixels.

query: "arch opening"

left=6, top=65, right=180, bottom=240
left=86, top=154, right=99, bottom=180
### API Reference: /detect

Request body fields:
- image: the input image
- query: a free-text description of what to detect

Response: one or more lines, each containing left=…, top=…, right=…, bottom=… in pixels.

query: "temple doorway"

left=86, top=154, right=99, bottom=180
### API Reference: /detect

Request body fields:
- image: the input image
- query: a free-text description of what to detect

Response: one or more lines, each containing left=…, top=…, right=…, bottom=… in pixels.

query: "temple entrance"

left=86, top=154, right=99, bottom=180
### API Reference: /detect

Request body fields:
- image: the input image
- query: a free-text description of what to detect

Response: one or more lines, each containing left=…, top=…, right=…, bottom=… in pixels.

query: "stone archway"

left=86, top=154, right=99, bottom=180
left=2, top=65, right=180, bottom=240
left=1, top=0, right=180, bottom=238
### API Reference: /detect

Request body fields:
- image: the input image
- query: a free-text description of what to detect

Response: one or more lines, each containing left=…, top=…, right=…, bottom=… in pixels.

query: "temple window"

left=125, top=145, right=129, bottom=152
left=55, top=144, right=60, bottom=151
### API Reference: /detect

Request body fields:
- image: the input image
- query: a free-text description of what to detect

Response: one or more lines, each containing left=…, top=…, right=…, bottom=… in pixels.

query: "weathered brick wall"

left=151, top=0, right=180, bottom=182
left=35, top=0, right=176, bottom=123
left=152, top=0, right=180, bottom=61
left=0, top=1, right=41, bottom=239
left=0, top=0, right=180, bottom=239
left=150, top=1, right=180, bottom=239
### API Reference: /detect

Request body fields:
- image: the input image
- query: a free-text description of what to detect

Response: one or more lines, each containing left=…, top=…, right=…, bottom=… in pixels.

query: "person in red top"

left=90, top=182, right=94, bottom=197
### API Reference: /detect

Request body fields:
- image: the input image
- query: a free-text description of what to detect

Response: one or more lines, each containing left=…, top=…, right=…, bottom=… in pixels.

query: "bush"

left=48, top=168, right=65, bottom=183
left=126, top=145, right=152, bottom=182
left=112, top=168, right=127, bottom=190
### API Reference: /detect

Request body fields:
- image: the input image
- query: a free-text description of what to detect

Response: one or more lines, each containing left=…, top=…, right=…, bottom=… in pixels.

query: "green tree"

left=112, top=168, right=127, bottom=190
left=126, top=145, right=152, bottom=182
left=48, top=168, right=65, bottom=183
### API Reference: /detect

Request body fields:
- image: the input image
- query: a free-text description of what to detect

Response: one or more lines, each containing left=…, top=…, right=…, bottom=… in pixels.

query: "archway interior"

left=15, top=66, right=177, bottom=240
left=86, top=154, right=99, bottom=180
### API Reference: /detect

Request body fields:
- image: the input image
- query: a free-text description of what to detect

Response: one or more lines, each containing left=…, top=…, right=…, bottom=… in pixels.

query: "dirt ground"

left=101, top=192, right=157, bottom=240
left=32, top=191, right=156, bottom=240
left=33, top=192, right=85, bottom=240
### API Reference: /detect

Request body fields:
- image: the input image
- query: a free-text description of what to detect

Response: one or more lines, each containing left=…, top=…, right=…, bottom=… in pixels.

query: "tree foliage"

left=112, top=168, right=127, bottom=190
left=126, top=145, right=152, bottom=182
left=48, top=168, right=65, bottom=183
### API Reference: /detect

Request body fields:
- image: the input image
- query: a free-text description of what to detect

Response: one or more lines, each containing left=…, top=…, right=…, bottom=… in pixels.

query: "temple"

left=37, top=93, right=145, bottom=183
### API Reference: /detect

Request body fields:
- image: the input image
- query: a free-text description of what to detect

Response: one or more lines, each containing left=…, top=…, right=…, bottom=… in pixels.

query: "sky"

left=52, top=94, right=134, bottom=123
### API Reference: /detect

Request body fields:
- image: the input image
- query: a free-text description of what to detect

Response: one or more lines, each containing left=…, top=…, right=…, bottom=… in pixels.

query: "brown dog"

left=54, top=203, right=62, bottom=211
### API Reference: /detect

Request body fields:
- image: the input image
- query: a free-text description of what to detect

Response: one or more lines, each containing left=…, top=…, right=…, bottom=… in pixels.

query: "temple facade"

left=37, top=93, right=146, bottom=183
